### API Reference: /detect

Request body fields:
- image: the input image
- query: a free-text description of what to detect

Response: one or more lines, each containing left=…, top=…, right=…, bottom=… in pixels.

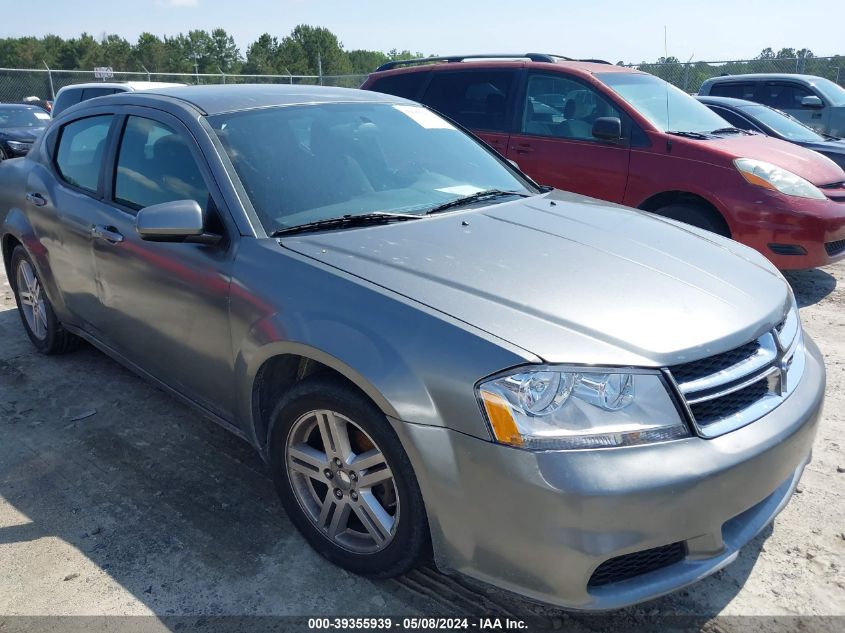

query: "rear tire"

left=652, top=202, right=730, bottom=237
left=10, top=246, right=79, bottom=354
left=268, top=375, right=429, bottom=578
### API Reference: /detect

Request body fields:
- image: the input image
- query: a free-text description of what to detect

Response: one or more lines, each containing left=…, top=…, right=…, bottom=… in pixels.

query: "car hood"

left=704, top=134, right=845, bottom=185
left=0, top=126, right=46, bottom=141
left=281, top=192, right=790, bottom=367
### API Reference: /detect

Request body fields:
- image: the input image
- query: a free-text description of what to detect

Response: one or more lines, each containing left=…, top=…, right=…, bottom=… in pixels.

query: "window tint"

left=52, top=88, right=83, bottom=117
left=81, top=87, right=119, bottom=100
left=114, top=116, right=209, bottom=211
left=370, top=71, right=429, bottom=100
left=709, top=107, right=757, bottom=131
left=422, top=71, right=514, bottom=132
left=761, top=83, right=813, bottom=109
left=55, top=115, right=113, bottom=192
left=709, top=83, right=756, bottom=100
left=521, top=74, right=622, bottom=141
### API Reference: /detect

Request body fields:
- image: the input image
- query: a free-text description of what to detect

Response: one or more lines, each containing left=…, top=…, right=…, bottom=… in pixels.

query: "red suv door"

left=418, top=69, right=516, bottom=157
left=507, top=72, right=630, bottom=202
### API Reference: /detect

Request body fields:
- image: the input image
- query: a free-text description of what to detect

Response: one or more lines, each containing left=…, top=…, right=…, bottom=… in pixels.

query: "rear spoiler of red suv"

left=374, top=54, right=611, bottom=72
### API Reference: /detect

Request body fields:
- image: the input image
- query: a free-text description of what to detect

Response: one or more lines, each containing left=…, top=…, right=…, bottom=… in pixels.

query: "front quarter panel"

left=229, top=238, right=539, bottom=447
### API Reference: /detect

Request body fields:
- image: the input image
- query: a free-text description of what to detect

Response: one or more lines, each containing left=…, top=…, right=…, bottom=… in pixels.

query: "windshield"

left=209, top=102, right=534, bottom=233
left=812, top=77, right=845, bottom=107
left=597, top=72, right=728, bottom=134
left=741, top=104, right=825, bottom=142
left=0, top=107, right=50, bottom=129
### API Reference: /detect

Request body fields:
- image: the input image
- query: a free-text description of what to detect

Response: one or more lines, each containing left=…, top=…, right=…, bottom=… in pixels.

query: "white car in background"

left=51, top=81, right=183, bottom=118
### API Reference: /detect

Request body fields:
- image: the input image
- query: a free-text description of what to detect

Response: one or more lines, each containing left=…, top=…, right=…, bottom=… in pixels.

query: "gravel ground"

left=0, top=258, right=843, bottom=630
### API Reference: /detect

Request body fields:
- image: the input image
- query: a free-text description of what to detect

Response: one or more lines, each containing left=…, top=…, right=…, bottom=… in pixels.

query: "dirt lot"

left=0, top=257, right=843, bottom=630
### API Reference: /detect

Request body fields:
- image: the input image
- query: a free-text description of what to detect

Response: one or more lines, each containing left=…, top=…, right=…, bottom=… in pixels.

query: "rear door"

left=506, top=72, right=630, bottom=201
left=419, top=69, right=517, bottom=157
left=29, top=110, right=116, bottom=328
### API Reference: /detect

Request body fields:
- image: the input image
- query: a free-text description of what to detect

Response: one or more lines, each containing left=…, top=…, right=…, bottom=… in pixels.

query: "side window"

left=54, top=115, right=113, bottom=193
left=113, top=116, right=209, bottom=212
left=370, top=71, right=430, bottom=100
left=709, top=82, right=756, bottom=100
left=421, top=70, right=514, bottom=132
left=81, top=87, right=119, bottom=101
left=762, top=83, right=813, bottom=109
left=710, top=107, right=757, bottom=131
left=520, top=74, right=622, bottom=141
left=52, top=88, right=83, bottom=116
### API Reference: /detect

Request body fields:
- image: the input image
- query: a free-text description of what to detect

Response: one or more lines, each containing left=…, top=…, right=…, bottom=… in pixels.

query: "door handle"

left=92, top=225, right=124, bottom=244
left=26, top=192, right=48, bottom=207
left=512, top=144, right=534, bottom=154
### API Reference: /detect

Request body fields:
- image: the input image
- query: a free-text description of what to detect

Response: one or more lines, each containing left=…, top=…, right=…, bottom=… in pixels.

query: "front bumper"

left=394, top=336, right=825, bottom=610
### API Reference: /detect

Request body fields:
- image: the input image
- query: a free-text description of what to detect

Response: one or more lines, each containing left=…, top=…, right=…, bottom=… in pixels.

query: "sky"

left=0, top=0, right=840, bottom=64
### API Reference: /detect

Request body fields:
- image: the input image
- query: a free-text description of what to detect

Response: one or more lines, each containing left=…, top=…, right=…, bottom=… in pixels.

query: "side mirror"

left=136, top=199, right=206, bottom=242
left=592, top=117, right=623, bottom=141
left=801, top=95, right=824, bottom=109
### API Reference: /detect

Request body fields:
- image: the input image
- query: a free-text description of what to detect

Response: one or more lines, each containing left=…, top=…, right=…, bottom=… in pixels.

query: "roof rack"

left=375, top=53, right=573, bottom=72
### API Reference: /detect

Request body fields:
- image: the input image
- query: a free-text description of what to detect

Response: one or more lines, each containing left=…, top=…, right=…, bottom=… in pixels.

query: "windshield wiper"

left=425, top=189, right=529, bottom=216
left=272, top=212, right=421, bottom=237
left=711, top=126, right=753, bottom=135
left=666, top=130, right=711, bottom=140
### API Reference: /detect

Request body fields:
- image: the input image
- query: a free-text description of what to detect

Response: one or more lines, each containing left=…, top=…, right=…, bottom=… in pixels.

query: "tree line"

left=0, top=25, right=428, bottom=76
left=631, top=48, right=845, bottom=91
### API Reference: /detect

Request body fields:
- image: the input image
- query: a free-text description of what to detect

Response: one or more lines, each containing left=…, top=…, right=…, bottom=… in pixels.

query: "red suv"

left=362, top=54, right=845, bottom=269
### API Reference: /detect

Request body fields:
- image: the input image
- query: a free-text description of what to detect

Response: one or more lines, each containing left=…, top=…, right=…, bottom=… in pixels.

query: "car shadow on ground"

left=0, top=306, right=768, bottom=630
left=784, top=268, right=837, bottom=307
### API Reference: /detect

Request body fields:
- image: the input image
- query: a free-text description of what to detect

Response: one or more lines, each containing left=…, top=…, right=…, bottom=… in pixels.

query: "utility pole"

left=317, top=50, right=323, bottom=86
left=43, top=61, right=55, bottom=100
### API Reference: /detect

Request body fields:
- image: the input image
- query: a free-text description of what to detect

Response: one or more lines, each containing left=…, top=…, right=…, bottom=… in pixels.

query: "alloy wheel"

left=285, top=409, right=399, bottom=553
left=16, top=259, right=48, bottom=340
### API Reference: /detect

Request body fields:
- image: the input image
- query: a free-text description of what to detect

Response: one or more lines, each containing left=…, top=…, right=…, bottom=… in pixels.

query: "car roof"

left=369, top=56, right=639, bottom=79
left=695, top=95, right=761, bottom=108
left=131, top=84, right=414, bottom=115
left=703, top=74, right=821, bottom=84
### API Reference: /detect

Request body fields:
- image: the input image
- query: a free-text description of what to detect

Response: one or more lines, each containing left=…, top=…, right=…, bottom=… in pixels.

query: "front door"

left=506, top=72, right=630, bottom=202
left=88, top=110, right=237, bottom=420
left=761, top=81, right=829, bottom=134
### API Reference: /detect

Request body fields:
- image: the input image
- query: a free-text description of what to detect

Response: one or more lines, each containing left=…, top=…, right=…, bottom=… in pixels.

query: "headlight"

left=6, top=140, right=32, bottom=153
left=734, top=158, right=825, bottom=200
left=477, top=368, right=690, bottom=450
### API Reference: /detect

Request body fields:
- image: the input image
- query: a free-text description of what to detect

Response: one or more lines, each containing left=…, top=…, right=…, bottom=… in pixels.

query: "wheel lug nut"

left=334, top=488, right=343, bottom=499
left=324, top=469, right=333, bottom=479
left=333, top=458, right=342, bottom=467
left=350, top=491, right=358, bottom=501
left=349, top=472, right=357, bottom=482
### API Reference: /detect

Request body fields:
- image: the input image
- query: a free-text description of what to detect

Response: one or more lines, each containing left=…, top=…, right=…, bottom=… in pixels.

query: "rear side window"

left=55, top=115, right=113, bottom=192
left=708, top=82, right=757, bottom=100
left=81, top=87, right=120, bottom=100
left=113, top=115, right=209, bottom=211
left=52, top=88, right=83, bottom=117
left=421, top=71, right=515, bottom=132
left=369, top=71, right=430, bottom=100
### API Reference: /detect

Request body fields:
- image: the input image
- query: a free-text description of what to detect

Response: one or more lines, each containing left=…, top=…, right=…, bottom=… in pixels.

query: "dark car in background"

left=697, top=96, right=845, bottom=170
left=362, top=55, right=845, bottom=269
left=698, top=74, right=845, bottom=138
left=0, top=104, right=50, bottom=161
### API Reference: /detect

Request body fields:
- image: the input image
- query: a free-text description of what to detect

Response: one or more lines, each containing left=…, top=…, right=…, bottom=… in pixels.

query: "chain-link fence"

left=624, top=56, right=844, bottom=94
left=3, top=57, right=844, bottom=104
left=0, top=68, right=368, bottom=104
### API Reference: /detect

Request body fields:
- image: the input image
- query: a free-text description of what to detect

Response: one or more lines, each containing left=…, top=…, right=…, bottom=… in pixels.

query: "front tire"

left=652, top=202, right=730, bottom=237
left=269, top=375, right=429, bottom=578
left=10, top=246, right=79, bottom=354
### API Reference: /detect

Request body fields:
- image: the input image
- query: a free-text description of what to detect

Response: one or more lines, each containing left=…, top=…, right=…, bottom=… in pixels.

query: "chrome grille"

left=668, top=306, right=804, bottom=438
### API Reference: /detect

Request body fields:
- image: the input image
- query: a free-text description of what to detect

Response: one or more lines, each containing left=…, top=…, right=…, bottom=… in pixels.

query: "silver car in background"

left=0, top=85, right=824, bottom=610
